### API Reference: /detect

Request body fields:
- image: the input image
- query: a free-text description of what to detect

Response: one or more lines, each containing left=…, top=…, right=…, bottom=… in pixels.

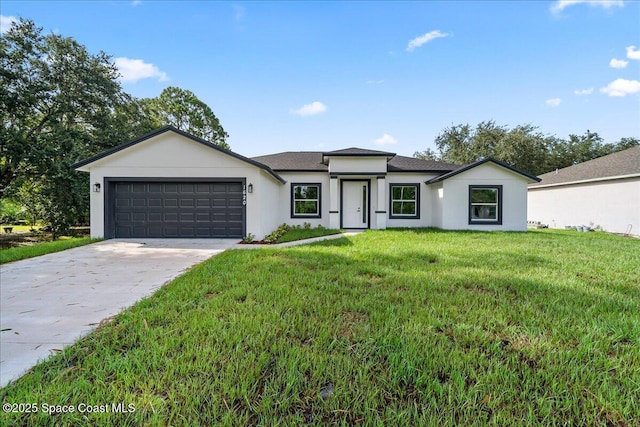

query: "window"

left=291, top=183, right=321, bottom=218
left=469, top=185, right=502, bottom=224
left=389, top=184, right=420, bottom=219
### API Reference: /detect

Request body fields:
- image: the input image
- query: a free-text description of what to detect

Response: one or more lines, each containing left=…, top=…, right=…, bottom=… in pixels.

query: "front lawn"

left=1, top=229, right=638, bottom=425
left=0, top=237, right=99, bottom=264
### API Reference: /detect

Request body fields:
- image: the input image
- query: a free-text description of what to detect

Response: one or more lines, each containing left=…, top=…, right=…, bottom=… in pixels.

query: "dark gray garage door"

left=111, top=181, right=245, bottom=238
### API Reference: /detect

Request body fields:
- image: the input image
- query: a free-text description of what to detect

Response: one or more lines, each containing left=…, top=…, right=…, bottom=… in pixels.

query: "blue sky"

left=2, top=0, right=639, bottom=158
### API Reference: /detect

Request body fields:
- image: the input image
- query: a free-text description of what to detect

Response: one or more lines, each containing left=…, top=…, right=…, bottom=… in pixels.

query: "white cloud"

left=232, top=4, right=246, bottom=21
left=132, top=0, right=142, bottom=6
left=600, top=78, right=640, bottom=96
left=366, top=79, right=384, bottom=85
left=626, top=45, right=640, bottom=60
left=290, top=101, right=327, bottom=116
left=550, top=0, right=624, bottom=14
left=373, top=133, right=398, bottom=146
left=574, top=88, right=594, bottom=95
left=546, top=98, right=562, bottom=107
left=609, top=58, right=628, bottom=68
left=406, top=30, right=449, bottom=52
left=114, top=57, right=169, bottom=83
left=0, top=15, right=17, bottom=34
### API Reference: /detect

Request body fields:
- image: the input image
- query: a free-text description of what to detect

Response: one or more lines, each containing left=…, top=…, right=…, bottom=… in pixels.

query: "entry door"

left=342, top=181, right=369, bottom=229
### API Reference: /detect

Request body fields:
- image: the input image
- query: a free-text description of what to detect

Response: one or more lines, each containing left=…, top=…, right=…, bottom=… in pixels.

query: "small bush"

left=263, top=223, right=292, bottom=244
left=243, top=233, right=255, bottom=244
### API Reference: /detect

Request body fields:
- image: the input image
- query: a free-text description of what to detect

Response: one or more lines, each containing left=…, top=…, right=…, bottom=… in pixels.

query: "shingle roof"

left=251, top=151, right=460, bottom=173
left=426, top=158, right=541, bottom=184
left=324, top=147, right=396, bottom=157
left=388, top=155, right=459, bottom=172
left=251, top=152, right=327, bottom=172
left=530, top=146, right=640, bottom=187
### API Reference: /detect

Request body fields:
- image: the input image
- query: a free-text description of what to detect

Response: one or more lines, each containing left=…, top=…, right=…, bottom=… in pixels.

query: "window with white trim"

left=291, top=183, right=321, bottom=218
left=469, top=185, right=502, bottom=224
left=389, top=184, right=420, bottom=219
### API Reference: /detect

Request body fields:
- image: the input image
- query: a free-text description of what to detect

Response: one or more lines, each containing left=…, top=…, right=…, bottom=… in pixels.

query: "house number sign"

left=242, top=185, right=247, bottom=206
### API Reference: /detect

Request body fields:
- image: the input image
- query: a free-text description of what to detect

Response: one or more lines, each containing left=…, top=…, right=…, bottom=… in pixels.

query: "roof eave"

left=71, top=126, right=286, bottom=184
left=529, top=172, right=640, bottom=189
left=425, top=158, right=541, bottom=184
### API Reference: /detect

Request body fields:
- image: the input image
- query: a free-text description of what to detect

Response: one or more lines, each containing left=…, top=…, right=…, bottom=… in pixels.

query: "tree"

left=0, top=19, right=137, bottom=235
left=418, top=122, right=638, bottom=176
left=413, top=148, right=439, bottom=161
left=142, top=86, right=229, bottom=149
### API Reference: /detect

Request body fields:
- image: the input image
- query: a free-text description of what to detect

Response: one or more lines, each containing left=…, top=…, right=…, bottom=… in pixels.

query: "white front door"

left=341, top=181, right=369, bottom=229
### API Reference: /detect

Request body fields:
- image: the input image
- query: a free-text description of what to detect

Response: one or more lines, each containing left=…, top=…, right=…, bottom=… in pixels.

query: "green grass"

left=0, top=224, right=42, bottom=233
left=276, top=227, right=342, bottom=243
left=1, top=229, right=638, bottom=426
left=0, top=237, right=99, bottom=264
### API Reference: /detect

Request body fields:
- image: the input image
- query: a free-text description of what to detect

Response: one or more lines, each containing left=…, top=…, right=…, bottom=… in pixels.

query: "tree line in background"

left=1, top=19, right=638, bottom=236
left=414, top=121, right=638, bottom=176
left=0, top=18, right=227, bottom=236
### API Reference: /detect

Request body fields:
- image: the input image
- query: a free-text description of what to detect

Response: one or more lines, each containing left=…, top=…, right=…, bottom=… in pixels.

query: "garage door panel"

left=112, top=181, right=244, bottom=238
left=115, top=198, right=130, bottom=208
left=196, top=184, right=211, bottom=193
left=115, top=212, right=130, bottom=222
left=163, top=212, right=179, bottom=222
left=148, top=183, right=162, bottom=193
left=148, top=212, right=162, bottom=222
left=132, top=183, right=146, bottom=193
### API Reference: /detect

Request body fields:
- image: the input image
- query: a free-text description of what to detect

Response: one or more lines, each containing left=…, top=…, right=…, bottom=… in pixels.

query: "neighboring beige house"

left=528, top=146, right=640, bottom=236
left=73, top=126, right=540, bottom=239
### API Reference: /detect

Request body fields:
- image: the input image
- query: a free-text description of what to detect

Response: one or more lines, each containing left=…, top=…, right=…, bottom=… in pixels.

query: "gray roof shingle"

left=530, top=146, right=640, bottom=187
left=251, top=151, right=460, bottom=173
left=324, top=147, right=395, bottom=157
left=252, top=152, right=328, bottom=171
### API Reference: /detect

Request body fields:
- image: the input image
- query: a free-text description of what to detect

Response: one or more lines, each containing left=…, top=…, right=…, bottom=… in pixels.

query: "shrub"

left=263, top=223, right=291, bottom=244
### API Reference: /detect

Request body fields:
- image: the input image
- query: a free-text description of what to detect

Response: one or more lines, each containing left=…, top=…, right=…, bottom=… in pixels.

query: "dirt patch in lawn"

left=0, top=227, right=89, bottom=249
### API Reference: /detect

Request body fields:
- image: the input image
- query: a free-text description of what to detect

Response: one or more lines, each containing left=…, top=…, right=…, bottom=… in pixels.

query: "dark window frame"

left=290, top=183, right=322, bottom=218
left=389, top=183, right=421, bottom=219
left=468, top=185, right=503, bottom=225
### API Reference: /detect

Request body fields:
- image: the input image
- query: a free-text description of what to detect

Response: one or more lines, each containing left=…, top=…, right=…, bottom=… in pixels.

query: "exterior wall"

left=439, top=163, right=530, bottom=231
left=327, top=157, right=388, bottom=174
left=386, top=173, right=439, bottom=228
left=430, top=183, right=444, bottom=229
left=83, top=132, right=283, bottom=239
left=276, top=172, right=331, bottom=231
left=528, top=177, right=640, bottom=235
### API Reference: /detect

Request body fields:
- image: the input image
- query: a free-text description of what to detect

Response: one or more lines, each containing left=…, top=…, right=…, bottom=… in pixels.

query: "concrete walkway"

left=0, top=238, right=236, bottom=387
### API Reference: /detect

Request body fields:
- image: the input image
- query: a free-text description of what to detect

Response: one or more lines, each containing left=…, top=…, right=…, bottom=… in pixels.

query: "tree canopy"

left=415, top=121, right=639, bottom=176
left=0, top=18, right=227, bottom=235
left=141, top=87, right=229, bottom=149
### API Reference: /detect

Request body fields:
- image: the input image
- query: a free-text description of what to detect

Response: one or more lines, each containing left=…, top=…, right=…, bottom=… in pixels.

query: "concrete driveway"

left=0, top=238, right=237, bottom=388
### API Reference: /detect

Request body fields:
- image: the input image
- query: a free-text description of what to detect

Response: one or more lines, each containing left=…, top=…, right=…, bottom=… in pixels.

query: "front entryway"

left=341, top=180, right=369, bottom=229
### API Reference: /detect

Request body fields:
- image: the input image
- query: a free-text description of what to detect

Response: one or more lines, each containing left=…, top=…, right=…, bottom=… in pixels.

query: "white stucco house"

left=73, top=126, right=540, bottom=239
left=528, top=146, right=640, bottom=236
